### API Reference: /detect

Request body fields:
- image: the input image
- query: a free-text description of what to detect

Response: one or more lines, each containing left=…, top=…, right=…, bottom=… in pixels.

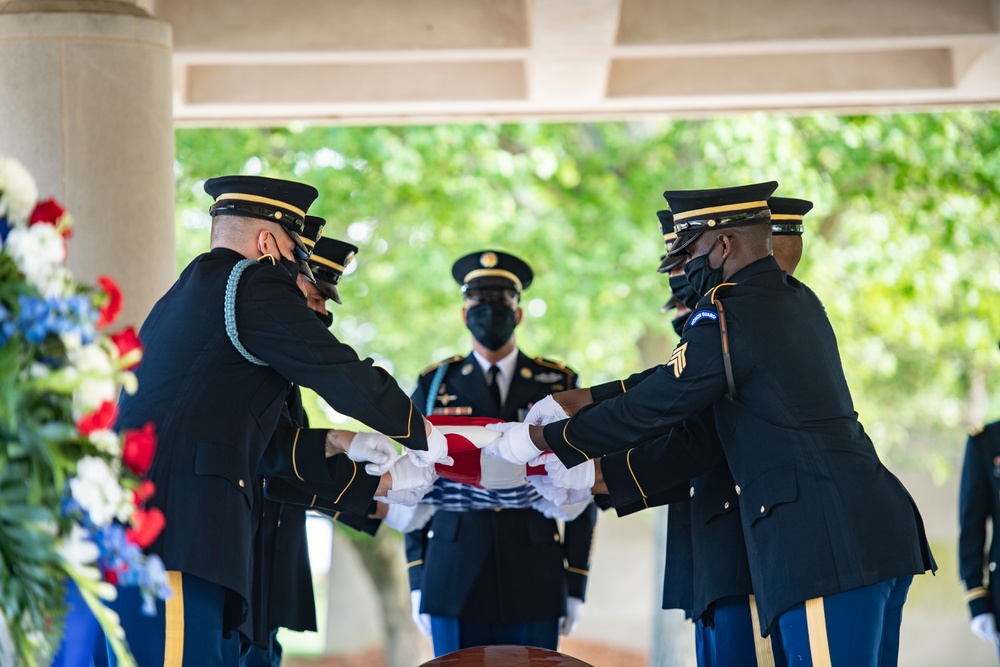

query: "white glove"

left=560, top=597, right=584, bottom=636
left=407, top=425, right=454, bottom=468
left=482, top=422, right=541, bottom=465
left=372, top=455, right=436, bottom=505
left=970, top=612, right=1000, bottom=644
left=381, top=502, right=437, bottom=533
left=410, top=590, right=431, bottom=637
left=530, top=496, right=592, bottom=522
left=537, top=452, right=595, bottom=491
left=524, top=395, right=569, bottom=426
left=347, top=432, right=398, bottom=475
left=527, top=475, right=593, bottom=508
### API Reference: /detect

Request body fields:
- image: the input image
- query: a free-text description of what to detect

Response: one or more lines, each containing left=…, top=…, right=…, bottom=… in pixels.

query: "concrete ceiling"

left=157, top=0, right=1000, bottom=125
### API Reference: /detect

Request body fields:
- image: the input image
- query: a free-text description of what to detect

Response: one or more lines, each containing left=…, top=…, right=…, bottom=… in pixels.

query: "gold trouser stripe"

left=561, top=421, right=591, bottom=460
left=407, top=559, right=424, bottom=568
left=566, top=567, right=590, bottom=576
left=163, top=571, right=184, bottom=667
left=292, top=428, right=303, bottom=481
left=805, top=597, right=833, bottom=667
left=334, top=460, right=358, bottom=504
left=747, top=594, right=776, bottom=667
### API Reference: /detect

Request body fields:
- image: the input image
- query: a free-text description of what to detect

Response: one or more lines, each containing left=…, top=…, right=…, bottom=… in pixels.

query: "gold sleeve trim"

left=407, top=559, right=424, bottom=568
left=620, top=380, right=627, bottom=394
left=625, top=449, right=648, bottom=499
left=562, top=421, right=591, bottom=461
left=309, top=495, right=317, bottom=508
left=965, top=587, right=990, bottom=602
left=332, top=511, right=342, bottom=521
left=292, top=428, right=304, bottom=481
left=566, top=566, right=590, bottom=577
left=381, top=401, right=414, bottom=440
left=334, top=460, right=358, bottom=505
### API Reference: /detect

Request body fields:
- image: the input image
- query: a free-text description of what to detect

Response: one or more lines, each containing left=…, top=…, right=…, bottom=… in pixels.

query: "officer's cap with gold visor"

left=656, top=210, right=684, bottom=274
left=309, top=237, right=359, bottom=304
left=204, top=175, right=319, bottom=255
left=452, top=250, right=534, bottom=295
left=664, top=181, right=779, bottom=257
left=767, top=196, right=813, bottom=236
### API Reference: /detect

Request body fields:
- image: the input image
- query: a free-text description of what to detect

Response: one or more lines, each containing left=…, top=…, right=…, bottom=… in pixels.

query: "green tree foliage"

left=174, top=112, right=1000, bottom=478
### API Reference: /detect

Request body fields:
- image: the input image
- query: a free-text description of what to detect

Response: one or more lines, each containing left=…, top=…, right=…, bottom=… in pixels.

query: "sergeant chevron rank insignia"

left=668, top=342, right=688, bottom=378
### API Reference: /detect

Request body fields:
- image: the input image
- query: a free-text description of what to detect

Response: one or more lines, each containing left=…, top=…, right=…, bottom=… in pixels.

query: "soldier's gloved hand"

left=407, top=424, right=453, bottom=468
left=560, top=597, right=584, bottom=636
left=534, top=451, right=595, bottom=491
left=527, top=475, right=592, bottom=507
left=347, top=432, right=398, bottom=475
left=410, top=590, right=431, bottom=636
left=524, top=395, right=569, bottom=425
left=482, top=422, right=541, bottom=464
left=372, top=455, right=436, bottom=505
left=970, top=613, right=1000, bottom=644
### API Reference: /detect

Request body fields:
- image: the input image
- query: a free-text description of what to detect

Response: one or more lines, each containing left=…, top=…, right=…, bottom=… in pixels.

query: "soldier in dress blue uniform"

left=959, top=373, right=1000, bottom=659
left=405, top=250, right=598, bottom=656
left=110, top=176, right=448, bottom=666
left=598, top=197, right=812, bottom=667
left=488, top=182, right=936, bottom=666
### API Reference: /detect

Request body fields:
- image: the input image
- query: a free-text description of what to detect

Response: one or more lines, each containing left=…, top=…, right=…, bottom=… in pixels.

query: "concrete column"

left=0, top=0, right=174, bottom=329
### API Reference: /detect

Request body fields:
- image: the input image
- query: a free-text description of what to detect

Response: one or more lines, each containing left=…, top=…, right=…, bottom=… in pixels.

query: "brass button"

left=553, top=533, right=560, bottom=542
left=689, top=486, right=695, bottom=497
left=238, top=479, right=245, bottom=488
left=735, top=485, right=741, bottom=495
left=493, top=508, right=502, bottom=513
left=724, top=502, right=730, bottom=510
left=759, top=505, right=765, bottom=514
left=277, top=519, right=281, bottom=528
left=991, top=562, right=996, bottom=572
left=428, top=530, right=435, bottom=539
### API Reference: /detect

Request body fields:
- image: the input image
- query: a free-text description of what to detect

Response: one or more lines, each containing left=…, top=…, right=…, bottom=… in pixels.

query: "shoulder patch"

left=970, top=424, right=985, bottom=437
left=420, top=355, right=464, bottom=376
left=686, top=309, right=719, bottom=328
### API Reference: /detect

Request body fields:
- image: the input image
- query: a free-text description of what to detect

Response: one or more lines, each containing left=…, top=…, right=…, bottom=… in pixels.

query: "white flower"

left=68, top=343, right=118, bottom=416
left=69, top=456, right=125, bottom=527
left=88, top=429, right=121, bottom=457
left=4, top=224, right=66, bottom=295
left=57, top=524, right=99, bottom=569
left=0, top=156, right=38, bottom=224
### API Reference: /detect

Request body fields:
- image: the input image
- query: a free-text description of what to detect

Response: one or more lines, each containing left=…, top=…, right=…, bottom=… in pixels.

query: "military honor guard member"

left=595, top=196, right=812, bottom=667
left=405, top=250, right=598, bottom=656
left=959, top=395, right=1000, bottom=659
left=111, top=175, right=449, bottom=666
left=488, top=182, right=935, bottom=666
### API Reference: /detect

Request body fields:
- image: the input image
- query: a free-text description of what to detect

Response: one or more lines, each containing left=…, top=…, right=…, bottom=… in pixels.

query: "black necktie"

left=487, top=365, right=503, bottom=413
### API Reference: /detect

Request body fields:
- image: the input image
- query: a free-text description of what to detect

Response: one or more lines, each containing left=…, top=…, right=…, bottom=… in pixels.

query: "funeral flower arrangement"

left=0, top=157, right=169, bottom=666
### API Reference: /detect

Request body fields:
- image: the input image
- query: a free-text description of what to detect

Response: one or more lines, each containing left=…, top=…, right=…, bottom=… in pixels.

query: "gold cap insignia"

left=274, top=211, right=283, bottom=220
left=480, top=252, right=498, bottom=268
left=345, top=251, right=355, bottom=267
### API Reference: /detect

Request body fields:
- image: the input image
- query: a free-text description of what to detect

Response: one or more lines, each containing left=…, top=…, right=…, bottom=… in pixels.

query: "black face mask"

left=668, top=273, right=701, bottom=311
left=466, top=302, right=516, bottom=351
left=671, top=313, right=689, bottom=337
left=278, top=256, right=300, bottom=280
left=316, top=309, right=333, bottom=328
left=683, top=243, right=725, bottom=299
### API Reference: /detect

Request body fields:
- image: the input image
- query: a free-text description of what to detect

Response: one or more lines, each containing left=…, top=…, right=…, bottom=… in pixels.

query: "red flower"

left=110, top=327, right=143, bottom=370
left=133, top=480, right=156, bottom=505
left=122, top=422, right=156, bottom=476
left=30, top=198, right=65, bottom=226
left=76, top=400, right=117, bottom=436
left=126, top=507, right=165, bottom=548
left=103, top=567, right=119, bottom=586
left=96, top=276, right=123, bottom=329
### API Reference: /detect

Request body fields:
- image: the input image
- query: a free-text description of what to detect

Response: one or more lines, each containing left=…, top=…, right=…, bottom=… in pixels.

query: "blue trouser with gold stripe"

left=105, top=571, right=241, bottom=667
left=695, top=595, right=788, bottom=667
left=776, top=575, right=912, bottom=667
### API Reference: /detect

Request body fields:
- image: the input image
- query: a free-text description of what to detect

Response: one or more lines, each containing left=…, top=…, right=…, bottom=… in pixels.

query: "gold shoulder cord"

left=714, top=298, right=736, bottom=400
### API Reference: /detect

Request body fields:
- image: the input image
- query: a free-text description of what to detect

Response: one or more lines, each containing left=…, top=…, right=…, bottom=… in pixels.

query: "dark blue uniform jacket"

left=959, top=421, right=1000, bottom=620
